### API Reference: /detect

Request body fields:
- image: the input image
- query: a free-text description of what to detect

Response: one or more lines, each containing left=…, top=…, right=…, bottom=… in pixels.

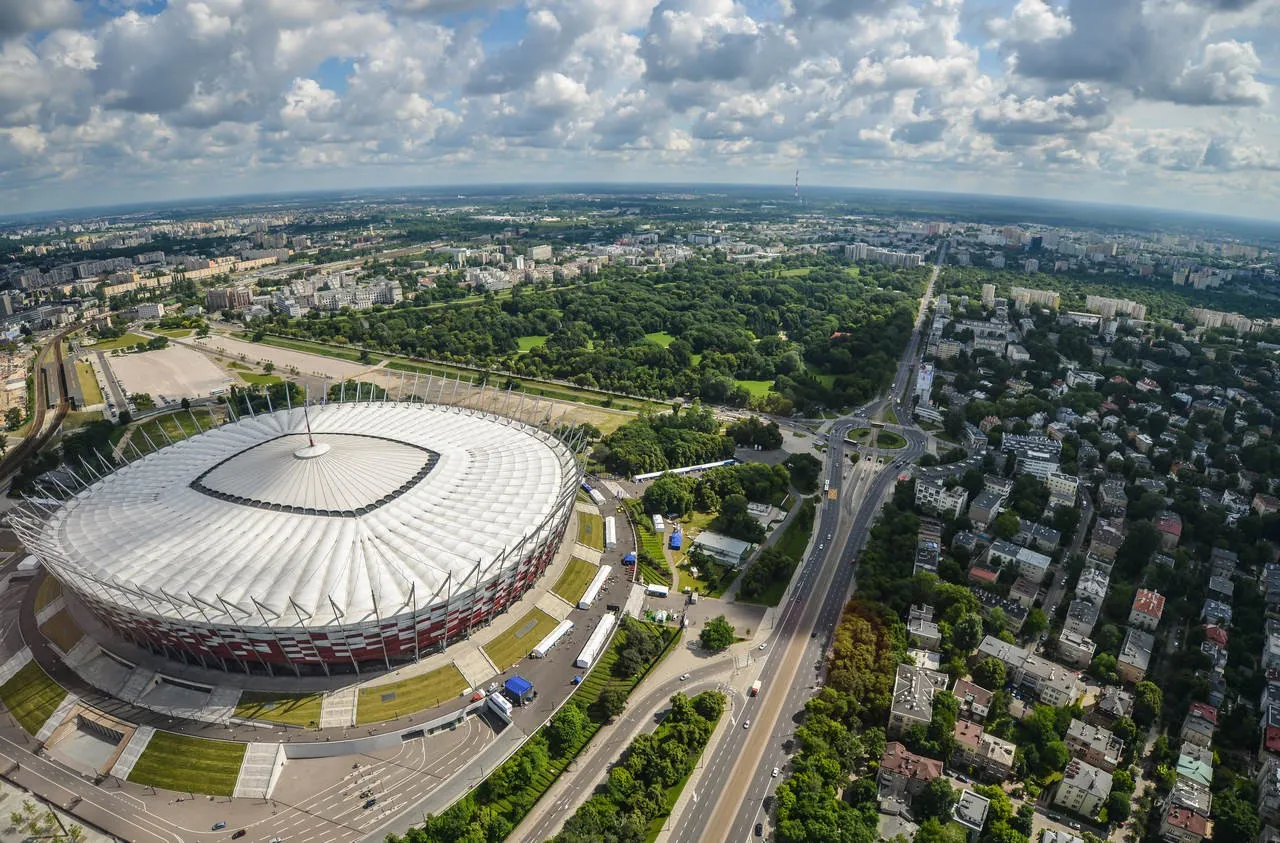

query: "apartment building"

left=1065, top=719, right=1125, bottom=772
left=1054, top=759, right=1113, bottom=818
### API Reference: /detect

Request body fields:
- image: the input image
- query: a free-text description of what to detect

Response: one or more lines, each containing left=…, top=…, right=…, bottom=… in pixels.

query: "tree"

left=263, top=361, right=275, bottom=374
left=598, top=687, right=628, bottom=719
left=117, top=410, right=132, bottom=426
left=1213, top=793, right=1260, bottom=843
left=180, top=397, right=191, bottom=410
left=546, top=704, right=588, bottom=756
left=971, top=657, right=1006, bottom=690
left=915, top=819, right=968, bottom=843
left=700, top=616, right=735, bottom=652
left=783, top=453, right=823, bottom=494
left=951, top=613, right=984, bottom=653
left=1023, top=609, right=1048, bottom=641
left=992, top=511, right=1020, bottom=540
left=914, top=777, right=958, bottom=822
left=1133, top=681, right=1163, bottom=728
left=4, top=407, right=21, bottom=430
left=643, top=473, right=694, bottom=516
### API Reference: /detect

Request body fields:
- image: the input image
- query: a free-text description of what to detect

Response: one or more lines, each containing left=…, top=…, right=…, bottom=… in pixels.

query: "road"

left=673, top=247, right=943, bottom=843
left=517, top=667, right=733, bottom=842
left=1042, top=490, right=1094, bottom=619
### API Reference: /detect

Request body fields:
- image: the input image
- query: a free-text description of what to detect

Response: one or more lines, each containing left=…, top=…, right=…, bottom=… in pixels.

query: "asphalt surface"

left=1041, top=490, right=1094, bottom=619
left=673, top=248, right=942, bottom=843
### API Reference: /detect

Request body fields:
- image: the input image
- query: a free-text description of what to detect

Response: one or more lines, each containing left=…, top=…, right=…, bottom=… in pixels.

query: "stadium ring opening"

left=13, top=396, right=584, bottom=677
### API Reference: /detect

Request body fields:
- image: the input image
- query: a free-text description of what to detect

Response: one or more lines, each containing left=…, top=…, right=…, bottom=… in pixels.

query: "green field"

left=552, top=558, right=598, bottom=605
left=154, top=328, right=193, bottom=338
left=0, top=661, right=68, bottom=735
left=517, top=335, right=548, bottom=352
left=883, top=407, right=898, bottom=424
left=127, top=732, right=246, bottom=796
left=239, top=372, right=283, bottom=386
left=876, top=430, right=907, bottom=449
left=484, top=608, right=559, bottom=670
left=735, top=379, right=776, bottom=397
left=39, top=609, right=83, bottom=654
left=815, top=373, right=836, bottom=389
left=778, top=267, right=812, bottom=277
left=234, top=691, right=323, bottom=727
left=355, top=663, right=469, bottom=725
left=576, top=512, right=605, bottom=550
left=250, top=333, right=661, bottom=413
left=74, top=361, right=103, bottom=406
left=33, top=577, right=61, bottom=611
left=644, top=332, right=677, bottom=348
left=89, top=333, right=149, bottom=352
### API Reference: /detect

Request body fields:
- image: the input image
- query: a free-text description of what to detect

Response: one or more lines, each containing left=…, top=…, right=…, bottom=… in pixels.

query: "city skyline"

left=1, top=0, right=1278, bottom=218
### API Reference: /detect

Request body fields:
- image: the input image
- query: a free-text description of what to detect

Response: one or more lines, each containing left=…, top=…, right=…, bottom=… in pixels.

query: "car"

left=571, top=675, right=583, bottom=684
left=755, top=823, right=764, bottom=837
left=826, top=533, right=832, bottom=540
left=213, top=823, right=227, bottom=831
left=680, top=673, right=690, bottom=681
left=471, top=691, right=483, bottom=702
left=743, top=720, right=750, bottom=729
left=231, top=832, right=246, bottom=840
left=810, top=632, right=817, bottom=638
left=363, top=798, right=378, bottom=809
left=771, top=767, right=780, bottom=778
left=955, top=774, right=969, bottom=783
left=817, top=544, right=824, bottom=551
left=758, top=643, right=767, bottom=650
left=1069, top=822, right=1081, bottom=830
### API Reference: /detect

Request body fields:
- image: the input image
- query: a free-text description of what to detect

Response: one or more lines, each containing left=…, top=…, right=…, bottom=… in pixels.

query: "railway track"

left=0, top=328, right=75, bottom=488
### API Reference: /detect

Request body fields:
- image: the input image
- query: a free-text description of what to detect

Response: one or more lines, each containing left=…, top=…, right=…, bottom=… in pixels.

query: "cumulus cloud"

left=0, top=0, right=1273, bottom=215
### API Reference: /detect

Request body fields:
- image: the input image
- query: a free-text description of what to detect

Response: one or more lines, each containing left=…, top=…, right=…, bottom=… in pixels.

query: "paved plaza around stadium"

left=104, top=344, right=234, bottom=405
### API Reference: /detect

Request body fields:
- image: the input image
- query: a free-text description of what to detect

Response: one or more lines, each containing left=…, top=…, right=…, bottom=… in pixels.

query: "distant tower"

left=794, top=170, right=801, bottom=204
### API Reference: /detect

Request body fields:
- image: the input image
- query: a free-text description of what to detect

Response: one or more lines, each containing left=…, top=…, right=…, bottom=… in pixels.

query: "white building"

left=915, top=479, right=969, bottom=519
left=1054, top=759, right=1112, bottom=818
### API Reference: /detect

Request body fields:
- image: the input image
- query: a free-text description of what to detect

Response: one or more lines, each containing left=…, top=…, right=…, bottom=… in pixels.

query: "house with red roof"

left=1129, top=589, right=1166, bottom=632
left=1160, top=805, right=1210, bottom=843
left=1154, top=513, right=1183, bottom=551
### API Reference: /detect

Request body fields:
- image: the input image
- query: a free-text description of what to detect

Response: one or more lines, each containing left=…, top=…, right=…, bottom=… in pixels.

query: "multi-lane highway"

left=672, top=249, right=943, bottom=843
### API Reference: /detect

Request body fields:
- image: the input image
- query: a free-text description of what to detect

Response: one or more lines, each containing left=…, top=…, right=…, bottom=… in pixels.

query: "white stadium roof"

left=35, top=402, right=575, bottom=627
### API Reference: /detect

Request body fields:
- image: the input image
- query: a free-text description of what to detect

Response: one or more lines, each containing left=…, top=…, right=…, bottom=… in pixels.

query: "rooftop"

left=1132, top=588, right=1166, bottom=619
left=880, top=742, right=944, bottom=781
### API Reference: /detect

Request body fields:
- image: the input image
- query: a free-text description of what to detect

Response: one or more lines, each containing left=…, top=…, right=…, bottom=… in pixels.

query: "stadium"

left=12, top=396, right=583, bottom=676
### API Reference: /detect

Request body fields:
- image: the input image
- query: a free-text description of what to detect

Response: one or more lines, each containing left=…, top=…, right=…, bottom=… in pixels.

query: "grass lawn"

left=847, top=428, right=871, bottom=442
left=355, top=663, right=469, bottom=725
left=74, top=361, right=104, bottom=406
left=154, top=328, right=193, bottom=338
left=239, top=372, right=283, bottom=386
left=644, top=331, right=677, bottom=348
left=552, top=558, right=598, bottom=605
left=735, top=379, right=776, bottom=398
left=34, top=577, right=61, bottom=611
left=576, top=512, right=605, bottom=550
left=39, top=609, right=83, bottom=653
left=60, top=410, right=106, bottom=432
left=127, top=409, right=225, bottom=456
left=814, top=373, right=836, bottom=389
left=252, top=333, right=662, bottom=414
left=517, top=335, right=548, bottom=352
left=89, top=333, right=149, bottom=352
left=623, top=502, right=672, bottom=586
left=483, top=608, right=559, bottom=670
left=227, top=361, right=252, bottom=371
left=234, top=691, right=323, bottom=727
left=778, top=267, right=812, bottom=277
left=883, top=407, right=898, bottom=424
left=127, top=732, right=245, bottom=796
left=0, top=661, right=67, bottom=735
left=876, top=430, right=907, bottom=449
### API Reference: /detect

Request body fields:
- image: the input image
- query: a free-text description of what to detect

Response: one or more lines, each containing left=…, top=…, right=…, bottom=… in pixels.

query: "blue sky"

left=0, top=0, right=1276, bottom=217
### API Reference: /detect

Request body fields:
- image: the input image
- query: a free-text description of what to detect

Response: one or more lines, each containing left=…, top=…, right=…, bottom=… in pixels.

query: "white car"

left=743, top=720, right=750, bottom=729
left=758, top=643, right=767, bottom=650
left=771, top=767, right=780, bottom=778
left=680, top=673, right=690, bottom=681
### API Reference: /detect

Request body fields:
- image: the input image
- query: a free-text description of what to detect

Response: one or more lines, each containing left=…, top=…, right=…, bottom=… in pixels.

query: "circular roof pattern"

left=39, top=403, right=575, bottom=627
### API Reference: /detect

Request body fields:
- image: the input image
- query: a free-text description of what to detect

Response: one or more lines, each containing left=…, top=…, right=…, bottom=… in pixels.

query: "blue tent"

left=623, top=552, right=637, bottom=565
left=504, top=676, right=534, bottom=702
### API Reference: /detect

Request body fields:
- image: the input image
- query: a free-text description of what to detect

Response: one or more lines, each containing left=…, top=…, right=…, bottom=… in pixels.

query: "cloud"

left=974, top=83, right=1113, bottom=141
left=0, top=0, right=79, bottom=39
left=0, top=0, right=1273, bottom=216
